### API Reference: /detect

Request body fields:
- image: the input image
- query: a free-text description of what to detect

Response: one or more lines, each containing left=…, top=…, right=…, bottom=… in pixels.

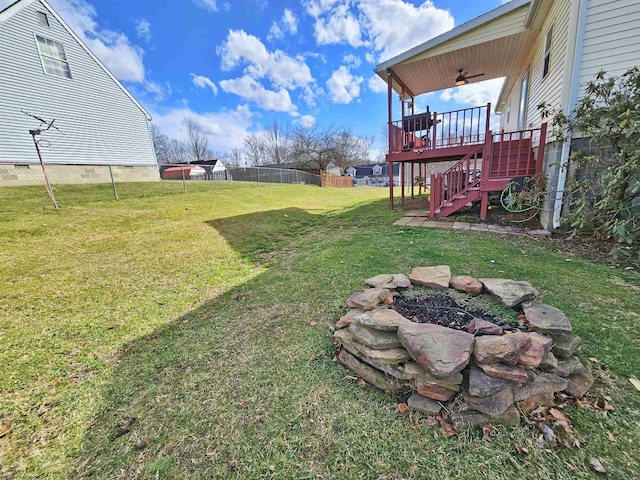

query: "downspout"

left=553, top=0, right=588, bottom=229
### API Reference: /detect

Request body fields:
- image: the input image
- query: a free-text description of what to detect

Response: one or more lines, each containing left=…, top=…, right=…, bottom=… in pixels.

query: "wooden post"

left=389, top=161, right=394, bottom=210
left=411, top=162, right=415, bottom=198
left=429, top=173, right=436, bottom=219
left=181, top=165, right=187, bottom=192
left=480, top=192, right=489, bottom=221
left=401, top=162, right=405, bottom=205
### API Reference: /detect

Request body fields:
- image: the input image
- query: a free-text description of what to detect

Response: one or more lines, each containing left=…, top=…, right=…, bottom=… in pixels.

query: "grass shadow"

left=71, top=201, right=640, bottom=479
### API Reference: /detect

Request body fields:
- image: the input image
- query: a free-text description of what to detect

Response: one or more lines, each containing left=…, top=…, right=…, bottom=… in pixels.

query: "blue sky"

left=4, top=0, right=510, bottom=156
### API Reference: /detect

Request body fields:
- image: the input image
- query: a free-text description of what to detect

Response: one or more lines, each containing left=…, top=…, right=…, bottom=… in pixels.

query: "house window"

left=37, top=11, right=49, bottom=27
left=543, top=26, right=553, bottom=79
left=35, top=35, right=72, bottom=79
left=518, top=70, right=529, bottom=130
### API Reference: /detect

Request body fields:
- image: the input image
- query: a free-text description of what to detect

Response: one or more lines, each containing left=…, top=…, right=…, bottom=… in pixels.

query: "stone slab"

left=463, top=387, right=514, bottom=416
left=409, top=266, right=451, bottom=290
left=397, top=323, right=474, bottom=378
left=478, top=363, right=529, bottom=384
left=480, top=278, right=539, bottom=308
left=512, top=371, right=568, bottom=402
left=450, top=275, right=483, bottom=296
left=348, top=323, right=402, bottom=350
left=354, top=307, right=413, bottom=332
left=518, top=332, right=553, bottom=367
left=451, top=405, right=520, bottom=429
left=523, top=302, right=572, bottom=335
left=407, top=393, right=442, bottom=415
left=473, top=333, right=532, bottom=365
left=337, top=349, right=409, bottom=393
left=346, top=288, right=391, bottom=311
left=468, top=365, right=514, bottom=397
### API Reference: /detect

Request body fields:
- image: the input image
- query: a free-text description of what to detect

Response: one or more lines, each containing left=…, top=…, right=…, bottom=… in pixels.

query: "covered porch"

left=375, top=0, right=552, bottom=219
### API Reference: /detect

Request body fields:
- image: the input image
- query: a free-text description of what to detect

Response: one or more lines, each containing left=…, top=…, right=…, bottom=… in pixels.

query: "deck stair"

left=429, top=125, right=547, bottom=220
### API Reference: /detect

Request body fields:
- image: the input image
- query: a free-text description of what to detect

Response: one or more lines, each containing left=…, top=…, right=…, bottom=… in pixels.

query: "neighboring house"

left=345, top=163, right=400, bottom=186
left=375, top=0, right=640, bottom=229
left=0, top=0, right=158, bottom=186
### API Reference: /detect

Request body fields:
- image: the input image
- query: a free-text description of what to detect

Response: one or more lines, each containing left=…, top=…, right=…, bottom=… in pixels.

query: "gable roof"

left=0, top=0, right=151, bottom=120
left=374, top=0, right=551, bottom=98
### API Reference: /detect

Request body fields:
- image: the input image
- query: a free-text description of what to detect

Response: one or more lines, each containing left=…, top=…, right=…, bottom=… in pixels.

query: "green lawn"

left=1, top=182, right=638, bottom=479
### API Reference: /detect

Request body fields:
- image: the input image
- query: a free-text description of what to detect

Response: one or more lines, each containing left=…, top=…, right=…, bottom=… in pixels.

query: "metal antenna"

left=22, top=110, right=62, bottom=208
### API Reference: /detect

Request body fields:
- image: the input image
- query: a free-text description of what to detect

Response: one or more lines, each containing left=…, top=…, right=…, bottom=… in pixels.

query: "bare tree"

left=223, top=147, right=243, bottom=167
left=167, top=138, right=188, bottom=164
left=263, top=119, right=291, bottom=164
left=290, top=124, right=372, bottom=172
left=150, top=123, right=170, bottom=164
left=185, top=118, right=210, bottom=163
left=243, top=134, right=266, bottom=166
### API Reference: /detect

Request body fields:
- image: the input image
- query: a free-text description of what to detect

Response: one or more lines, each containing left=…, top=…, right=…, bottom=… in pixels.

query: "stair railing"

left=430, top=143, right=484, bottom=218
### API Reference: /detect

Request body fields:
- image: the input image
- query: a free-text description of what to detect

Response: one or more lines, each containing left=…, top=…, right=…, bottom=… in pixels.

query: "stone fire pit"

left=333, top=267, right=594, bottom=428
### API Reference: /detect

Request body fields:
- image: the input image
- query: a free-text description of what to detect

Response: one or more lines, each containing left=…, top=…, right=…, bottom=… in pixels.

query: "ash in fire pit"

left=393, top=294, right=509, bottom=331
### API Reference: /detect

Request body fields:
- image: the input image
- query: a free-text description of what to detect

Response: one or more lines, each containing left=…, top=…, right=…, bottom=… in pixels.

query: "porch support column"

left=389, top=162, right=394, bottom=209
left=401, top=162, right=405, bottom=205
left=480, top=192, right=489, bottom=221
left=411, top=162, right=415, bottom=198
left=388, top=69, right=394, bottom=210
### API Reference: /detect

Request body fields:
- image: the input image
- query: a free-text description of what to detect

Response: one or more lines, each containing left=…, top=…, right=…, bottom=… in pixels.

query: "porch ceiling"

left=375, top=0, right=552, bottom=98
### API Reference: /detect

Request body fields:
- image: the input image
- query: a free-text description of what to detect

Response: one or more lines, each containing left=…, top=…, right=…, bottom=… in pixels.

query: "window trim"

left=542, top=25, right=553, bottom=80
left=36, top=11, right=50, bottom=27
left=517, top=69, right=530, bottom=130
left=34, top=33, right=72, bottom=80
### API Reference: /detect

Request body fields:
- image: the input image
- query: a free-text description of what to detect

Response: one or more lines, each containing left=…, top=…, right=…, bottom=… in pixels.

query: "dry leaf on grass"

left=357, top=379, right=366, bottom=387
left=425, top=417, right=438, bottom=426
left=607, top=432, right=616, bottom=442
left=309, top=321, right=317, bottom=327
left=514, top=444, right=529, bottom=456
left=0, top=424, right=12, bottom=439
left=629, top=377, right=640, bottom=391
left=397, top=403, right=409, bottom=414
left=589, top=458, right=606, bottom=473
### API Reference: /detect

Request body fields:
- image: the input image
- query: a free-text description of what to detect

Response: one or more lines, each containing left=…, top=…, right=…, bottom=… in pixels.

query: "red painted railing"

left=429, top=144, right=484, bottom=218
left=389, top=103, right=490, bottom=153
left=429, top=123, right=548, bottom=218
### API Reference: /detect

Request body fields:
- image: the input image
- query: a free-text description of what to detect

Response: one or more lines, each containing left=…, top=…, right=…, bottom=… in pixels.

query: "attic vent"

left=37, top=11, right=49, bottom=27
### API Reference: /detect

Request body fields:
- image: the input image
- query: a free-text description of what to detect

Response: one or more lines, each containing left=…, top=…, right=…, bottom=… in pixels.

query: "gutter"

left=553, top=0, right=588, bottom=229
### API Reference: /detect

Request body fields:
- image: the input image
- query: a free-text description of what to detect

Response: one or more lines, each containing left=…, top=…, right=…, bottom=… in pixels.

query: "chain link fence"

left=0, top=162, right=328, bottom=207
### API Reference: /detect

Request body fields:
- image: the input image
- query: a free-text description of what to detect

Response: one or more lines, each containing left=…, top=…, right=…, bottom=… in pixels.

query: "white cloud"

left=306, top=1, right=364, bottom=47
left=191, top=73, right=219, bottom=95
left=217, top=30, right=314, bottom=90
left=219, top=75, right=296, bottom=113
left=357, top=0, right=454, bottom=62
left=144, top=80, right=165, bottom=100
left=134, top=18, right=151, bottom=42
left=439, top=78, right=505, bottom=106
left=151, top=105, right=254, bottom=152
left=296, top=115, right=316, bottom=128
left=327, top=66, right=363, bottom=104
left=47, top=0, right=146, bottom=83
left=367, top=75, right=387, bottom=93
left=282, top=8, right=298, bottom=34
left=193, top=0, right=217, bottom=12
left=268, top=22, right=284, bottom=41
left=304, top=0, right=454, bottom=64
left=343, top=54, right=361, bottom=68
left=364, top=52, right=376, bottom=64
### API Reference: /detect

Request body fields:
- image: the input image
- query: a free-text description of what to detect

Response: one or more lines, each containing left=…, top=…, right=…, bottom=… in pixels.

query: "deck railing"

left=485, top=124, right=547, bottom=180
left=388, top=103, right=490, bottom=153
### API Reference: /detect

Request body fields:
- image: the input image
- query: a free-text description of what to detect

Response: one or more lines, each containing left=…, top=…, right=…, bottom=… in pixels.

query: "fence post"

left=279, top=169, right=283, bottom=184
left=181, top=165, right=187, bottom=192
left=108, top=164, right=119, bottom=200
left=257, top=167, right=261, bottom=185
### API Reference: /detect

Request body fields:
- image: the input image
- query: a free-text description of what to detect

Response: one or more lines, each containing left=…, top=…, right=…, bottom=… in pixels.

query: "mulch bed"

left=392, top=294, right=508, bottom=331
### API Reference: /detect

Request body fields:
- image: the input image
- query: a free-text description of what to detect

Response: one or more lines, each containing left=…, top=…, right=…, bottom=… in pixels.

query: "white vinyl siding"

left=500, top=0, right=572, bottom=132
left=577, top=0, right=640, bottom=101
left=0, top=0, right=156, bottom=166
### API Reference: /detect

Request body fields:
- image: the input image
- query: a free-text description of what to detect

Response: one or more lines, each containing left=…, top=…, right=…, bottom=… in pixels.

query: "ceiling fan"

left=455, top=69, right=485, bottom=86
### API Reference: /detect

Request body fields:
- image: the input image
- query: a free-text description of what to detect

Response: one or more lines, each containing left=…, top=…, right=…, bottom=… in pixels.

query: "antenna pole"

left=30, top=130, right=59, bottom=209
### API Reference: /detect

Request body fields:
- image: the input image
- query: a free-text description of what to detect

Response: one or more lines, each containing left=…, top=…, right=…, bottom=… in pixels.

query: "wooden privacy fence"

left=321, top=172, right=353, bottom=188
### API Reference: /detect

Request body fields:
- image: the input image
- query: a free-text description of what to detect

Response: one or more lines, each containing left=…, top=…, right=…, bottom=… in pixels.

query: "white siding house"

left=0, top=0, right=158, bottom=185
